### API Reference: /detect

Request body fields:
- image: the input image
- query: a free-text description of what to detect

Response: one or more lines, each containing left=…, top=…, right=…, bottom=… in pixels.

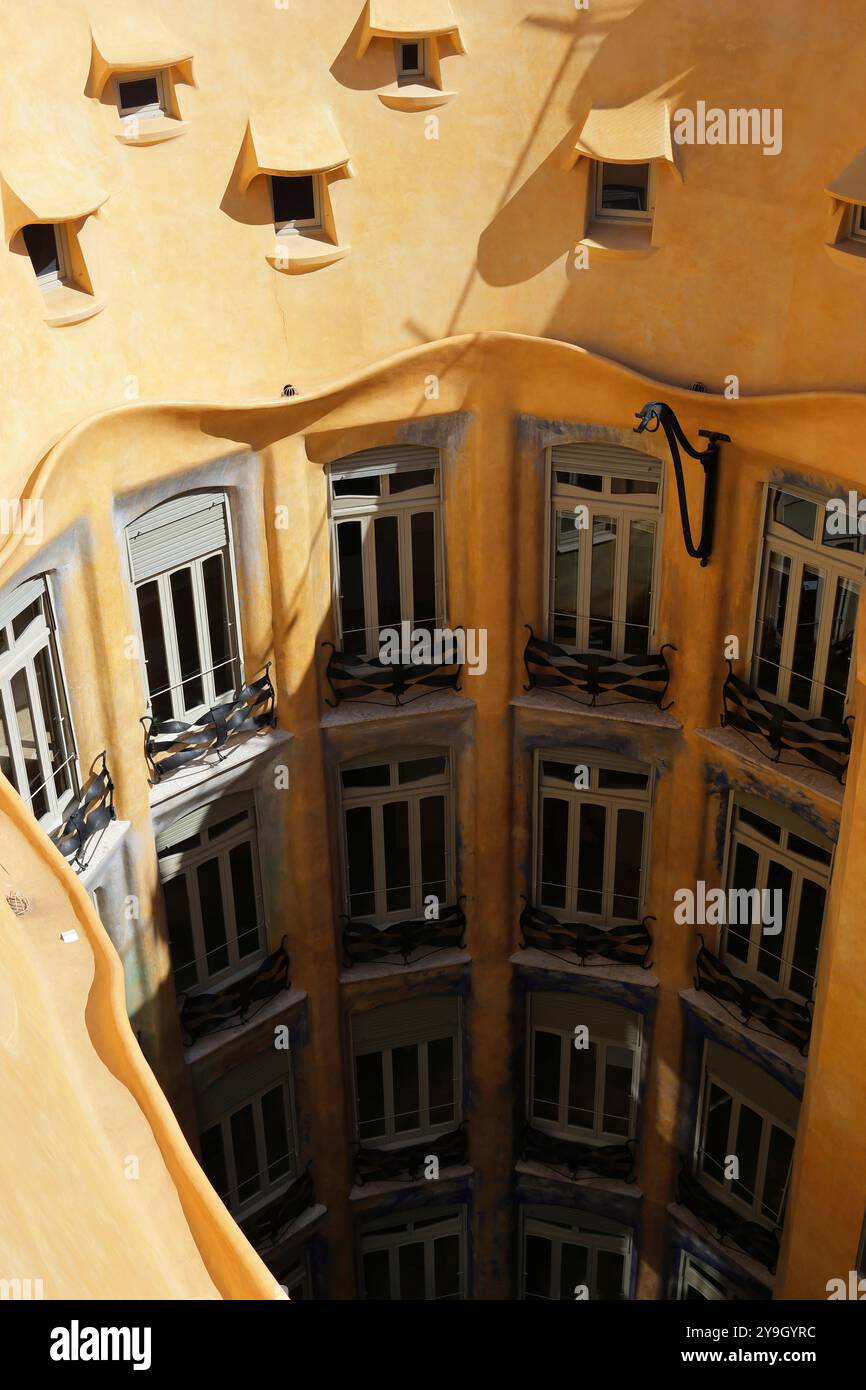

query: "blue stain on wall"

left=704, top=760, right=839, bottom=876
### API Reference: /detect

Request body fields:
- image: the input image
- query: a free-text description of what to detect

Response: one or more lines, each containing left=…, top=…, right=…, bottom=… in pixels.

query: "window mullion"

left=187, top=863, right=208, bottom=988
left=157, top=573, right=184, bottom=720
left=567, top=797, right=580, bottom=917
left=577, top=507, right=593, bottom=650
left=373, top=801, right=386, bottom=920
left=23, top=658, right=55, bottom=817
left=602, top=803, right=615, bottom=923
left=419, top=1040, right=430, bottom=1131
left=218, top=848, right=239, bottom=971
left=777, top=552, right=803, bottom=706
left=383, top=1048, right=396, bottom=1141
left=559, top=1033, right=569, bottom=1131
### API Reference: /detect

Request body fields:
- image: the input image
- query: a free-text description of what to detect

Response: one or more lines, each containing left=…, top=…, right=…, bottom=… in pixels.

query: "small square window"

left=850, top=204, right=866, bottom=243
left=22, top=223, right=68, bottom=289
left=397, top=39, right=426, bottom=78
left=595, top=162, right=654, bottom=222
left=272, top=175, right=320, bottom=232
left=116, top=71, right=167, bottom=119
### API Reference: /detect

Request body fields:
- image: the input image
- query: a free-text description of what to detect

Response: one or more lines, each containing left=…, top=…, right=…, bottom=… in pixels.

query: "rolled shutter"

left=531, top=992, right=642, bottom=1049
left=705, top=1041, right=800, bottom=1132
left=127, top=493, right=229, bottom=584
left=551, top=442, right=661, bottom=483
left=194, top=1048, right=292, bottom=1132
left=352, top=995, right=458, bottom=1051
left=155, top=792, right=254, bottom=855
left=330, top=445, right=439, bottom=481
left=0, top=575, right=47, bottom=632
left=733, top=792, right=836, bottom=852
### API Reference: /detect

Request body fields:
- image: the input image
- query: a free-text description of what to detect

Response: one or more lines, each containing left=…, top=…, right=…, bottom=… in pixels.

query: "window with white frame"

left=115, top=70, right=169, bottom=120
left=0, top=577, right=77, bottom=829
left=594, top=162, right=654, bottom=222
left=520, top=1206, right=632, bottom=1301
left=360, top=1206, right=465, bottom=1300
left=528, top=993, right=641, bottom=1144
left=534, top=751, right=652, bottom=924
left=752, top=485, right=865, bottom=722
left=329, top=445, right=443, bottom=657
left=271, top=175, right=322, bottom=234
left=22, top=223, right=70, bottom=292
left=340, top=749, right=454, bottom=925
left=351, top=996, right=461, bottom=1147
left=279, top=1254, right=313, bottom=1300
left=849, top=204, right=866, bottom=243
left=126, top=492, right=242, bottom=723
left=677, top=1253, right=743, bottom=1302
left=157, top=794, right=265, bottom=994
left=695, top=1041, right=799, bottom=1228
left=721, top=794, right=833, bottom=1002
left=196, top=1049, right=297, bottom=1221
left=548, top=443, right=661, bottom=658
left=396, top=39, right=427, bottom=78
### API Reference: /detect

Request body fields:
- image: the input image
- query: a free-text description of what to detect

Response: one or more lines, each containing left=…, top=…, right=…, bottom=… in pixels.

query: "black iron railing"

left=49, top=752, right=116, bottom=872
left=241, top=1165, right=315, bottom=1251
left=519, top=901, right=654, bottom=970
left=142, top=666, right=276, bottom=782
left=523, top=628, right=675, bottom=709
left=353, top=1126, right=468, bottom=1185
left=721, top=662, right=852, bottom=784
left=322, top=640, right=463, bottom=708
left=341, top=900, right=466, bottom=968
left=178, top=937, right=290, bottom=1046
left=677, top=1167, right=779, bottom=1272
left=694, top=936, right=812, bottom=1056
left=519, top=1123, right=637, bottom=1183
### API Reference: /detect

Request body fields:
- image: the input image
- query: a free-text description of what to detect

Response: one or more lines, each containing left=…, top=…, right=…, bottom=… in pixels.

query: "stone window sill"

left=116, top=117, right=189, bottom=146
left=42, top=284, right=106, bottom=327
left=267, top=235, right=349, bottom=274
left=377, top=82, right=456, bottom=112
left=579, top=220, right=656, bottom=260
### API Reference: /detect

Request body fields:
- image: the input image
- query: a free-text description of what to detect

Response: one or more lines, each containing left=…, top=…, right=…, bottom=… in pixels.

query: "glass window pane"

left=136, top=580, right=172, bottom=720
left=389, top=469, right=435, bottom=495
left=345, top=806, right=376, bottom=918
left=272, top=175, right=316, bottom=223
left=398, top=1241, right=426, bottom=1301
left=568, top=1041, right=597, bottom=1130
left=383, top=800, right=411, bottom=913
left=336, top=521, right=366, bottom=655
left=32, top=646, right=71, bottom=800
left=22, top=223, right=59, bottom=279
left=773, top=491, right=816, bottom=540
left=118, top=76, right=160, bottom=109
left=541, top=760, right=579, bottom=786
left=342, top=763, right=389, bottom=789
left=524, top=1235, right=552, bottom=1299
left=202, top=554, right=234, bottom=697
left=540, top=797, right=568, bottom=909
left=732, top=1103, right=763, bottom=1208
left=392, top=1044, right=420, bottom=1132
left=576, top=802, right=606, bottom=916
left=532, top=1030, right=562, bottom=1122
left=0, top=703, right=19, bottom=795
left=230, top=1105, right=260, bottom=1206
left=611, top=476, right=658, bottom=495
left=419, top=795, right=446, bottom=905
left=789, top=878, right=825, bottom=999
left=612, top=808, right=644, bottom=919
left=603, top=1045, right=633, bottom=1137
left=560, top=1241, right=589, bottom=1300
left=596, top=1249, right=626, bottom=1300
left=332, top=475, right=381, bottom=498
left=726, top=842, right=759, bottom=964
left=356, top=1052, right=385, bottom=1141
left=553, top=511, right=579, bottom=646
left=229, top=841, right=260, bottom=960
left=261, top=1084, right=291, bottom=1183
left=757, top=860, right=792, bottom=982
left=434, top=1234, right=460, bottom=1299
left=597, top=767, right=648, bottom=791
left=200, top=1124, right=229, bottom=1202
left=169, top=568, right=205, bottom=713
left=702, top=1083, right=732, bottom=1184
left=762, top=1125, right=795, bottom=1224
left=398, top=756, right=446, bottom=783
left=163, top=874, right=197, bottom=993
left=822, top=578, right=858, bottom=720
left=197, top=856, right=230, bottom=977
left=11, top=668, right=48, bottom=819
left=363, top=1249, right=391, bottom=1300
left=788, top=565, right=824, bottom=710
left=624, top=520, right=655, bottom=655
left=588, top=516, right=616, bottom=652
left=374, top=515, right=402, bottom=635
left=411, top=512, right=436, bottom=630
left=737, top=808, right=782, bottom=842
left=755, top=551, right=790, bottom=697
left=427, top=1036, right=454, bottom=1127
left=599, top=162, right=649, bottom=212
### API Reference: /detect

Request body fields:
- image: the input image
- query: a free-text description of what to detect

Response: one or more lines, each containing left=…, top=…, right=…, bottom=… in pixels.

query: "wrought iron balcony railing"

left=694, top=936, right=812, bottom=1057
left=353, top=1126, right=468, bottom=1186
left=676, top=1167, right=780, bottom=1273
left=523, top=628, right=675, bottom=709
left=142, top=665, right=276, bottom=783
left=519, top=1123, right=637, bottom=1184
left=177, top=937, right=290, bottom=1046
left=721, top=661, right=852, bottom=784
left=519, top=901, right=654, bottom=970
left=49, top=752, right=116, bottom=872
left=322, top=640, right=463, bottom=708
left=341, top=900, right=466, bottom=968
left=241, top=1165, right=315, bottom=1252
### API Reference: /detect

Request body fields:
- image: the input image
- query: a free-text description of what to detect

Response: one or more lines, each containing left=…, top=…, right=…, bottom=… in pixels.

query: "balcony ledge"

left=266, top=237, right=349, bottom=274
left=695, top=725, right=844, bottom=808
left=511, top=947, right=658, bottom=990
left=116, top=117, right=189, bottom=145
left=512, top=689, right=680, bottom=729
left=340, top=946, right=470, bottom=985
left=680, top=987, right=807, bottom=1078
left=321, top=687, right=474, bottom=728
left=377, top=83, right=456, bottom=112
left=184, top=985, right=307, bottom=1067
left=350, top=1163, right=473, bottom=1203
left=149, top=728, right=293, bottom=821
left=667, top=1201, right=774, bottom=1293
left=42, top=285, right=106, bottom=327
left=515, top=1160, right=641, bottom=1200
left=77, top=816, right=131, bottom=891
left=579, top=220, right=657, bottom=261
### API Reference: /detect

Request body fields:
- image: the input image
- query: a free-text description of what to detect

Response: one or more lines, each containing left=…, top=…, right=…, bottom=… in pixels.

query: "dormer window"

left=271, top=175, right=321, bottom=234
left=115, top=71, right=168, bottom=121
left=594, top=162, right=654, bottom=223
left=850, top=203, right=866, bottom=243
left=396, top=39, right=426, bottom=78
left=22, top=223, right=69, bottom=291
